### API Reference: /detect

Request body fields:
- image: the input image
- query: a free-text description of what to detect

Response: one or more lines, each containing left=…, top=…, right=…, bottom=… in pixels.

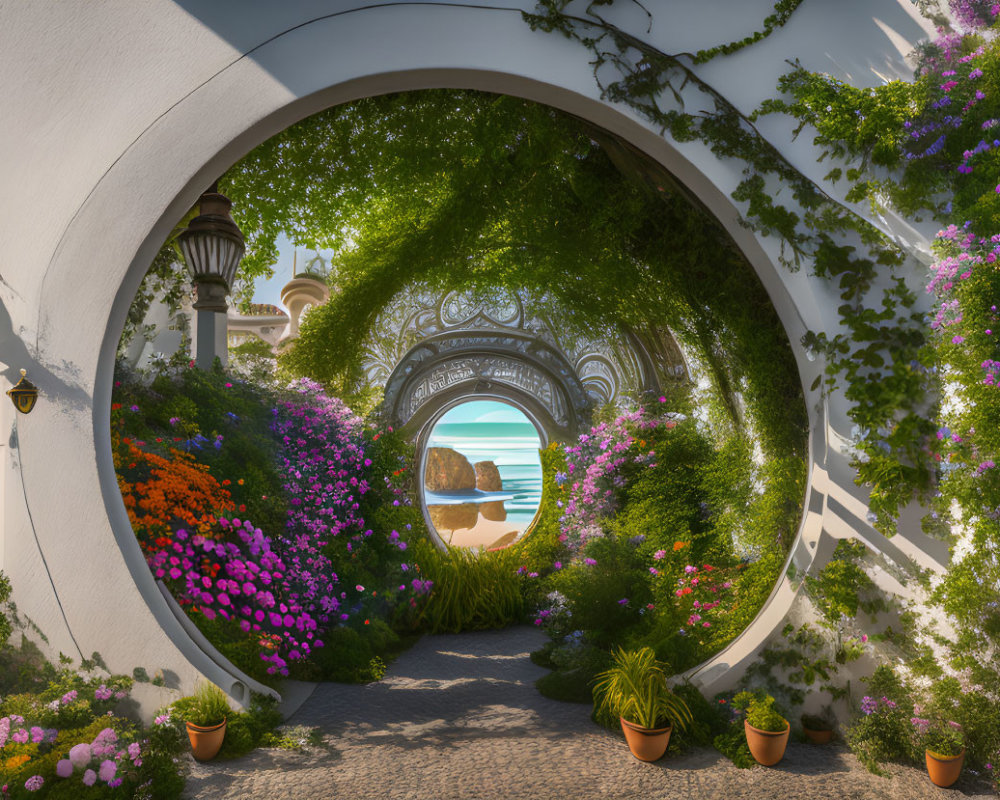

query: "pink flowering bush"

left=533, top=408, right=797, bottom=682
left=556, top=407, right=675, bottom=551
left=115, top=371, right=422, bottom=682
left=0, top=682, right=185, bottom=799
left=150, top=517, right=325, bottom=676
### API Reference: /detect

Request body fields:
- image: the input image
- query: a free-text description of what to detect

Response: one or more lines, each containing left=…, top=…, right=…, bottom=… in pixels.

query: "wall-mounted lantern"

left=177, top=182, right=245, bottom=369
left=7, top=369, right=38, bottom=414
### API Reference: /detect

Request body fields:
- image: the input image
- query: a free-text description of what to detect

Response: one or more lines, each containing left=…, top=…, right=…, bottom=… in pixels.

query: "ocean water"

left=425, top=402, right=543, bottom=527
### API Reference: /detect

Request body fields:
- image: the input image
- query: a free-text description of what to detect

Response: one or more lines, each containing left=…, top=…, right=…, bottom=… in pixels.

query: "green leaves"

left=592, top=646, right=694, bottom=730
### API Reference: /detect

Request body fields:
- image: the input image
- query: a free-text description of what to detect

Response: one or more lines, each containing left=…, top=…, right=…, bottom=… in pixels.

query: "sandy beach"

left=437, top=513, right=525, bottom=549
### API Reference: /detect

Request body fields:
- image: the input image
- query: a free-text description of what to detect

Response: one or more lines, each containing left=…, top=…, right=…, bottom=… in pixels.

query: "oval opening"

left=422, top=400, right=543, bottom=550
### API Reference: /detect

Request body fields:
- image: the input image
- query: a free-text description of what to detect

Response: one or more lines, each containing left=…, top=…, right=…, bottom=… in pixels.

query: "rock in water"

left=425, top=448, right=476, bottom=491
left=428, top=503, right=479, bottom=532
left=474, top=461, right=503, bottom=492
left=481, top=500, right=507, bottom=522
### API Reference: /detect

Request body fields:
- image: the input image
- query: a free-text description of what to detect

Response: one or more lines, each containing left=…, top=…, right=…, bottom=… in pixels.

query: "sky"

left=250, top=234, right=335, bottom=307
left=436, top=400, right=533, bottom=426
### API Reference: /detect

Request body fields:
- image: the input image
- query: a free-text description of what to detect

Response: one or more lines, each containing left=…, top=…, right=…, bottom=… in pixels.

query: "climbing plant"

left=521, top=0, right=939, bottom=532
left=746, top=3, right=1000, bottom=697
left=223, top=91, right=808, bottom=468
left=521, top=0, right=1000, bottom=776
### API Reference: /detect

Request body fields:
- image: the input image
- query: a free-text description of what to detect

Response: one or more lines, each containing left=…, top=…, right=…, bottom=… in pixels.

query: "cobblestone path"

left=184, top=627, right=994, bottom=800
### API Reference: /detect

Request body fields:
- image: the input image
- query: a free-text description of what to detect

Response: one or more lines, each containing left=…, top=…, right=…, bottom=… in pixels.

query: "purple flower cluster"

left=927, top=227, right=1000, bottom=418
left=149, top=517, right=325, bottom=675
left=56, top=727, right=142, bottom=790
left=264, top=380, right=413, bottom=670
left=557, top=409, right=675, bottom=551
left=0, top=715, right=57, bottom=749
left=860, top=695, right=898, bottom=716
left=273, top=379, right=371, bottom=546
left=949, top=0, right=1000, bottom=30
left=1, top=705, right=147, bottom=794
left=982, top=360, right=1000, bottom=386
left=134, top=377, right=421, bottom=676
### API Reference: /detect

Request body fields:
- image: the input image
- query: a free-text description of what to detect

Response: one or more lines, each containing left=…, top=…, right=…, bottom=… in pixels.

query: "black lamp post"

left=177, top=182, right=245, bottom=369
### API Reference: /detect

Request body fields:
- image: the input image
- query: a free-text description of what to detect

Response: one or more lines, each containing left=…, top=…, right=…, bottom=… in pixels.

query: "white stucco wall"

left=0, top=0, right=942, bottom=711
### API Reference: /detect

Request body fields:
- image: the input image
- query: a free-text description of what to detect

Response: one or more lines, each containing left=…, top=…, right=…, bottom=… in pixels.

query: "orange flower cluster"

left=5, top=753, right=30, bottom=770
left=115, top=437, right=234, bottom=552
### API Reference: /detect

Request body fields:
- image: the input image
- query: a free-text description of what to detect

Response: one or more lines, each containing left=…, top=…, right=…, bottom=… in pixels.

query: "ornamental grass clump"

left=174, top=681, right=230, bottom=728
left=592, top=646, right=692, bottom=731
left=405, top=540, right=525, bottom=633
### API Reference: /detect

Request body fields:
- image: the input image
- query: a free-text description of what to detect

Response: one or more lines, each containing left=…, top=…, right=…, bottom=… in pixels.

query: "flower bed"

left=0, top=630, right=185, bottom=799
left=526, top=405, right=803, bottom=700
left=114, top=368, right=420, bottom=683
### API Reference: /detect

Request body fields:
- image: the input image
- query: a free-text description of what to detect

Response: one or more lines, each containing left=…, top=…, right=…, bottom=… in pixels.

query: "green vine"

left=690, top=0, right=806, bottom=64
left=523, top=1, right=936, bottom=531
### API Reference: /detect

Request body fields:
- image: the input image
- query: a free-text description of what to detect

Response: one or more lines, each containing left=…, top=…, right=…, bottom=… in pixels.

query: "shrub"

left=534, top=639, right=610, bottom=705
left=303, top=621, right=405, bottom=683
left=732, top=690, right=787, bottom=732
left=671, top=683, right=726, bottom=748
left=846, top=668, right=915, bottom=776
left=712, top=694, right=756, bottom=769
left=215, top=694, right=282, bottom=760
left=592, top=647, right=693, bottom=730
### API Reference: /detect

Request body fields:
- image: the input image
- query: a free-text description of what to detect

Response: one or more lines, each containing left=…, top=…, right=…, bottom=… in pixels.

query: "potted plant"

left=175, top=680, right=230, bottom=761
left=913, top=717, right=965, bottom=787
left=733, top=690, right=790, bottom=765
left=592, top=647, right=693, bottom=762
left=801, top=706, right=836, bottom=745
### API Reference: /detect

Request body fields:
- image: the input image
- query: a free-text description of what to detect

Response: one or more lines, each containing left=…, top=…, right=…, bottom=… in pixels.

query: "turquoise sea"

left=425, top=402, right=543, bottom=527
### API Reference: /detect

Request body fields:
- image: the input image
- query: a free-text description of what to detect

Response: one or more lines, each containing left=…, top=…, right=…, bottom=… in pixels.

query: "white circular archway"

left=2, top=1, right=940, bottom=710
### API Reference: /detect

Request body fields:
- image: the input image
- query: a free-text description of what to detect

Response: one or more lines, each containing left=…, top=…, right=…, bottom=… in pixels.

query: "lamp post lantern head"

left=178, top=184, right=245, bottom=313
left=7, top=369, right=38, bottom=414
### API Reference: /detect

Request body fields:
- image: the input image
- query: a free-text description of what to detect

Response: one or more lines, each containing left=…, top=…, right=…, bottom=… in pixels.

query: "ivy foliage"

left=745, top=7, right=1000, bottom=722
left=522, top=0, right=938, bottom=532
left=804, top=539, right=886, bottom=627
left=690, top=0, right=806, bottom=64
left=222, top=90, right=807, bottom=462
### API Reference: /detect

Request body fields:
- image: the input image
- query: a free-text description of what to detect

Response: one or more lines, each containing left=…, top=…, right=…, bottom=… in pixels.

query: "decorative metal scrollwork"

left=361, top=284, right=686, bottom=433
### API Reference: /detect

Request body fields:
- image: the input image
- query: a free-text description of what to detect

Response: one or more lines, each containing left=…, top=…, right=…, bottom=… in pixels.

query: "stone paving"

left=184, top=627, right=996, bottom=800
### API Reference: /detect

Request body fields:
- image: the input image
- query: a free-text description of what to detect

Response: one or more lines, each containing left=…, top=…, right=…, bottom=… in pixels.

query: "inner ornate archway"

left=366, top=286, right=686, bottom=439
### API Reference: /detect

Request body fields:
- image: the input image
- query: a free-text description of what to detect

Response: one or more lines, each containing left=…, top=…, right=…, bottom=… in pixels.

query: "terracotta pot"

left=744, top=719, right=790, bottom=766
left=620, top=717, right=672, bottom=762
left=926, top=748, right=964, bottom=788
left=186, top=718, right=227, bottom=761
left=802, top=726, right=834, bottom=745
